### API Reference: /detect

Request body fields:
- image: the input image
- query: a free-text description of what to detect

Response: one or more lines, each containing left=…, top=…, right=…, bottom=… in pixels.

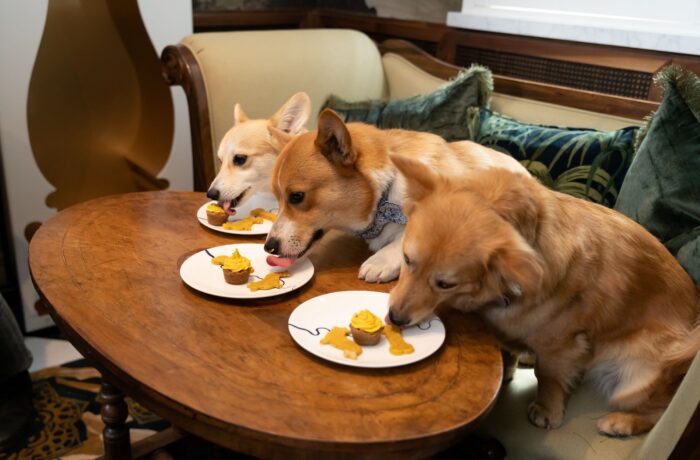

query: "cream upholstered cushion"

left=381, top=52, right=641, bottom=130
left=490, top=94, right=641, bottom=131
left=180, top=29, right=388, bottom=162
left=381, top=52, right=448, bottom=100
left=475, top=353, right=700, bottom=459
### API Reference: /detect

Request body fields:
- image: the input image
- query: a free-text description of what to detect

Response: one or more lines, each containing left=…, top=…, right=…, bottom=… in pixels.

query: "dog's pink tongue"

left=222, top=201, right=236, bottom=216
left=266, top=255, right=297, bottom=267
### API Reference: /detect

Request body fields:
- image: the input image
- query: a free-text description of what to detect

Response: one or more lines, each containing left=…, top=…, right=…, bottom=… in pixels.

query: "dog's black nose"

left=264, top=237, right=280, bottom=255
left=388, top=309, right=409, bottom=327
left=206, top=188, right=220, bottom=201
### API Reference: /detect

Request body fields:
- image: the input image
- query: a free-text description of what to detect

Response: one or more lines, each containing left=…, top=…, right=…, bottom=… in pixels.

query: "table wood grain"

left=29, top=191, right=502, bottom=459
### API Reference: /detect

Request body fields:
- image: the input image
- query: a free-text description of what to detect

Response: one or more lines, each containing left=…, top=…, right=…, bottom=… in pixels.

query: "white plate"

left=196, top=192, right=278, bottom=236
left=288, top=291, right=445, bottom=368
left=180, top=243, right=314, bottom=299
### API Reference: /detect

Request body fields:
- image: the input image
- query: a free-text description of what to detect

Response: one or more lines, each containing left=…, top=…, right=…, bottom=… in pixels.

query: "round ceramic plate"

left=180, top=243, right=314, bottom=299
left=196, top=192, right=278, bottom=236
left=288, top=291, right=445, bottom=368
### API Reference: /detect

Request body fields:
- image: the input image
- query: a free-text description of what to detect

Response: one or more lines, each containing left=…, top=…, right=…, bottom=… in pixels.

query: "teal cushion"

left=469, top=108, right=638, bottom=207
left=322, top=65, right=493, bottom=142
left=614, top=66, right=700, bottom=283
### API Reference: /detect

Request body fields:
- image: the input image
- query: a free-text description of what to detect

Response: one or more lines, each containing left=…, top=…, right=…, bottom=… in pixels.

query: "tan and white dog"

left=387, top=155, right=700, bottom=436
left=206, top=92, right=311, bottom=216
left=263, top=108, right=528, bottom=282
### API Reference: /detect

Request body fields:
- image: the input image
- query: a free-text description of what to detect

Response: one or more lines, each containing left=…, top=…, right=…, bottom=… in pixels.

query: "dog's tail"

left=664, top=286, right=700, bottom=365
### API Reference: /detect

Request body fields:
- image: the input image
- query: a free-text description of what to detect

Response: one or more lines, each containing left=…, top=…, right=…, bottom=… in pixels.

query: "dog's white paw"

left=358, top=253, right=400, bottom=283
left=527, top=401, right=564, bottom=429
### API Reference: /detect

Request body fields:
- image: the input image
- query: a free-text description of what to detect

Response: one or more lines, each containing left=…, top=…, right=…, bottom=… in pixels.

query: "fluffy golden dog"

left=387, top=155, right=700, bottom=437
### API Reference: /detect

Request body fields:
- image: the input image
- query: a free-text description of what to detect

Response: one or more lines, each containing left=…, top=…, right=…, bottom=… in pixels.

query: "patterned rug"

left=0, top=359, right=169, bottom=460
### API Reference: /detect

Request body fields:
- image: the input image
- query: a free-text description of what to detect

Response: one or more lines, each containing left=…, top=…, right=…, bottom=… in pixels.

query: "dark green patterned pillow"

left=468, top=107, right=638, bottom=207
left=321, top=65, right=493, bottom=142
left=614, top=66, right=700, bottom=283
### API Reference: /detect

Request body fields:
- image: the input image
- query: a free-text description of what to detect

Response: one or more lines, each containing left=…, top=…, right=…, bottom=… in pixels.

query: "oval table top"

left=29, top=191, right=503, bottom=459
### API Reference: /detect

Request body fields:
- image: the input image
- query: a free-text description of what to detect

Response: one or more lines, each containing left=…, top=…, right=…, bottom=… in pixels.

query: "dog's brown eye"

left=436, top=280, right=457, bottom=290
left=288, top=191, right=305, bottom=204
left=233, top=154, right=247, bottom=166
left=403, top=254, right=410, bottom=265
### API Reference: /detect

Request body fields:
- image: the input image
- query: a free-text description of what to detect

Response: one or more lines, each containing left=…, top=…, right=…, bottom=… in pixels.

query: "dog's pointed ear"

left=489, top=242, right=544, bottom=298
left=271, top=92, right=311, bottom=134
left=234, top=103, right=249, bottom=125
left=390, top=154, right=438, bottom=206
left=267, top=126, right=293, bottom=149
left=315, top=109, right=356, bottom=166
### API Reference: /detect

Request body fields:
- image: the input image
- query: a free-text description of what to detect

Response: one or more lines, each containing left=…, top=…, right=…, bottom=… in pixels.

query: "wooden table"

left=28, top=191, right=503, bottom=459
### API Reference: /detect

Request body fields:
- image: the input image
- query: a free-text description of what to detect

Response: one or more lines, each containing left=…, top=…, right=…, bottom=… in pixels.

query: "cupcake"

left=206, top=203, right=228, bottom=226
left=220, top=249, right=253, bottom=285
left=349, top=309, right=384, bottom=346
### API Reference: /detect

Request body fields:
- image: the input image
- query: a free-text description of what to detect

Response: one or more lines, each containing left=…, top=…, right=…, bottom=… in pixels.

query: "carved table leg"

left=100, top=380, right=132, bottom=460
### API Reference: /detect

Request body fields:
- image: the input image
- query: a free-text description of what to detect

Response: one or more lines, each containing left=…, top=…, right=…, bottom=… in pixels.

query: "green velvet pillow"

left=614, top=66, right=700, bottom=283
left=468, top=108, right=638, bottom=207
left=321, top=65, right=493, bottom=142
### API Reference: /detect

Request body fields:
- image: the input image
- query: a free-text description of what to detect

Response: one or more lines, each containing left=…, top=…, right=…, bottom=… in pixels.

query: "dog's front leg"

left=527, top=335, right=589, bottom=429
left=358, top=237, right=403, bottom=283
left=528, top=359, right=569, bottom=429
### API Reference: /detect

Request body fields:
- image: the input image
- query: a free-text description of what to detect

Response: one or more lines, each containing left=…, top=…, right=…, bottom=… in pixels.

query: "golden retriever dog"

left=206, top=92, right=311, bottom=216
left=387, top=155, right=700, bottom=437
left=263, top=108, right=527, bottom=282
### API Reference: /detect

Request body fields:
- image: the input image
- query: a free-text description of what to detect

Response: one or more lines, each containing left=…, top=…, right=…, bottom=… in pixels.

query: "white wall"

left=0, top=1, right=193, bottom=331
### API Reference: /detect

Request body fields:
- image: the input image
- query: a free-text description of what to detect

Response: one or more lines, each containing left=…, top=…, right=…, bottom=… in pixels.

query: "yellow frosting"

left=222, top=216, right=264, bottom=231
left=210, top=249, right=252, bottom=273
left=250, top=208, right=277, bottom=222
left=320, top=327, right=362, bottom=359
left=383, top=324, right=415, bottom=355
left=350, top=309, right=384, bottom=333
left=207, top=203, right=225, bottom=214
left=247, top=271, right=290, bottom=291
left=210, top=255, right=227, bottom=265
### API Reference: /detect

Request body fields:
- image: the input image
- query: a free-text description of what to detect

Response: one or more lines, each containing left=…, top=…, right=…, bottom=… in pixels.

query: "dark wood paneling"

left=437, top=29, right=674, bottom=101
left=437, top=29, right=700, bottom=101
left=194, top=9, right=310, bottom=32
left=455, top=46, right=655, bottom=100
left=437, top=29, right=671, bottom=73
left=316, top=8, right=449, bottom=44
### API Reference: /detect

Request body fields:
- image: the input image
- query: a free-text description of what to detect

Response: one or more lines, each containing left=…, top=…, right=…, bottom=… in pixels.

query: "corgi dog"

left=206, top=92, right=311, bottom=216
left=263, top=108, right=528, bottom=282
left=387, top=155, right=700, bottom=437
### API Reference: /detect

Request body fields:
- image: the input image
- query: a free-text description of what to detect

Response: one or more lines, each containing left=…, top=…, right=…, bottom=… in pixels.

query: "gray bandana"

left=357, top=184, right=407, bottom=240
